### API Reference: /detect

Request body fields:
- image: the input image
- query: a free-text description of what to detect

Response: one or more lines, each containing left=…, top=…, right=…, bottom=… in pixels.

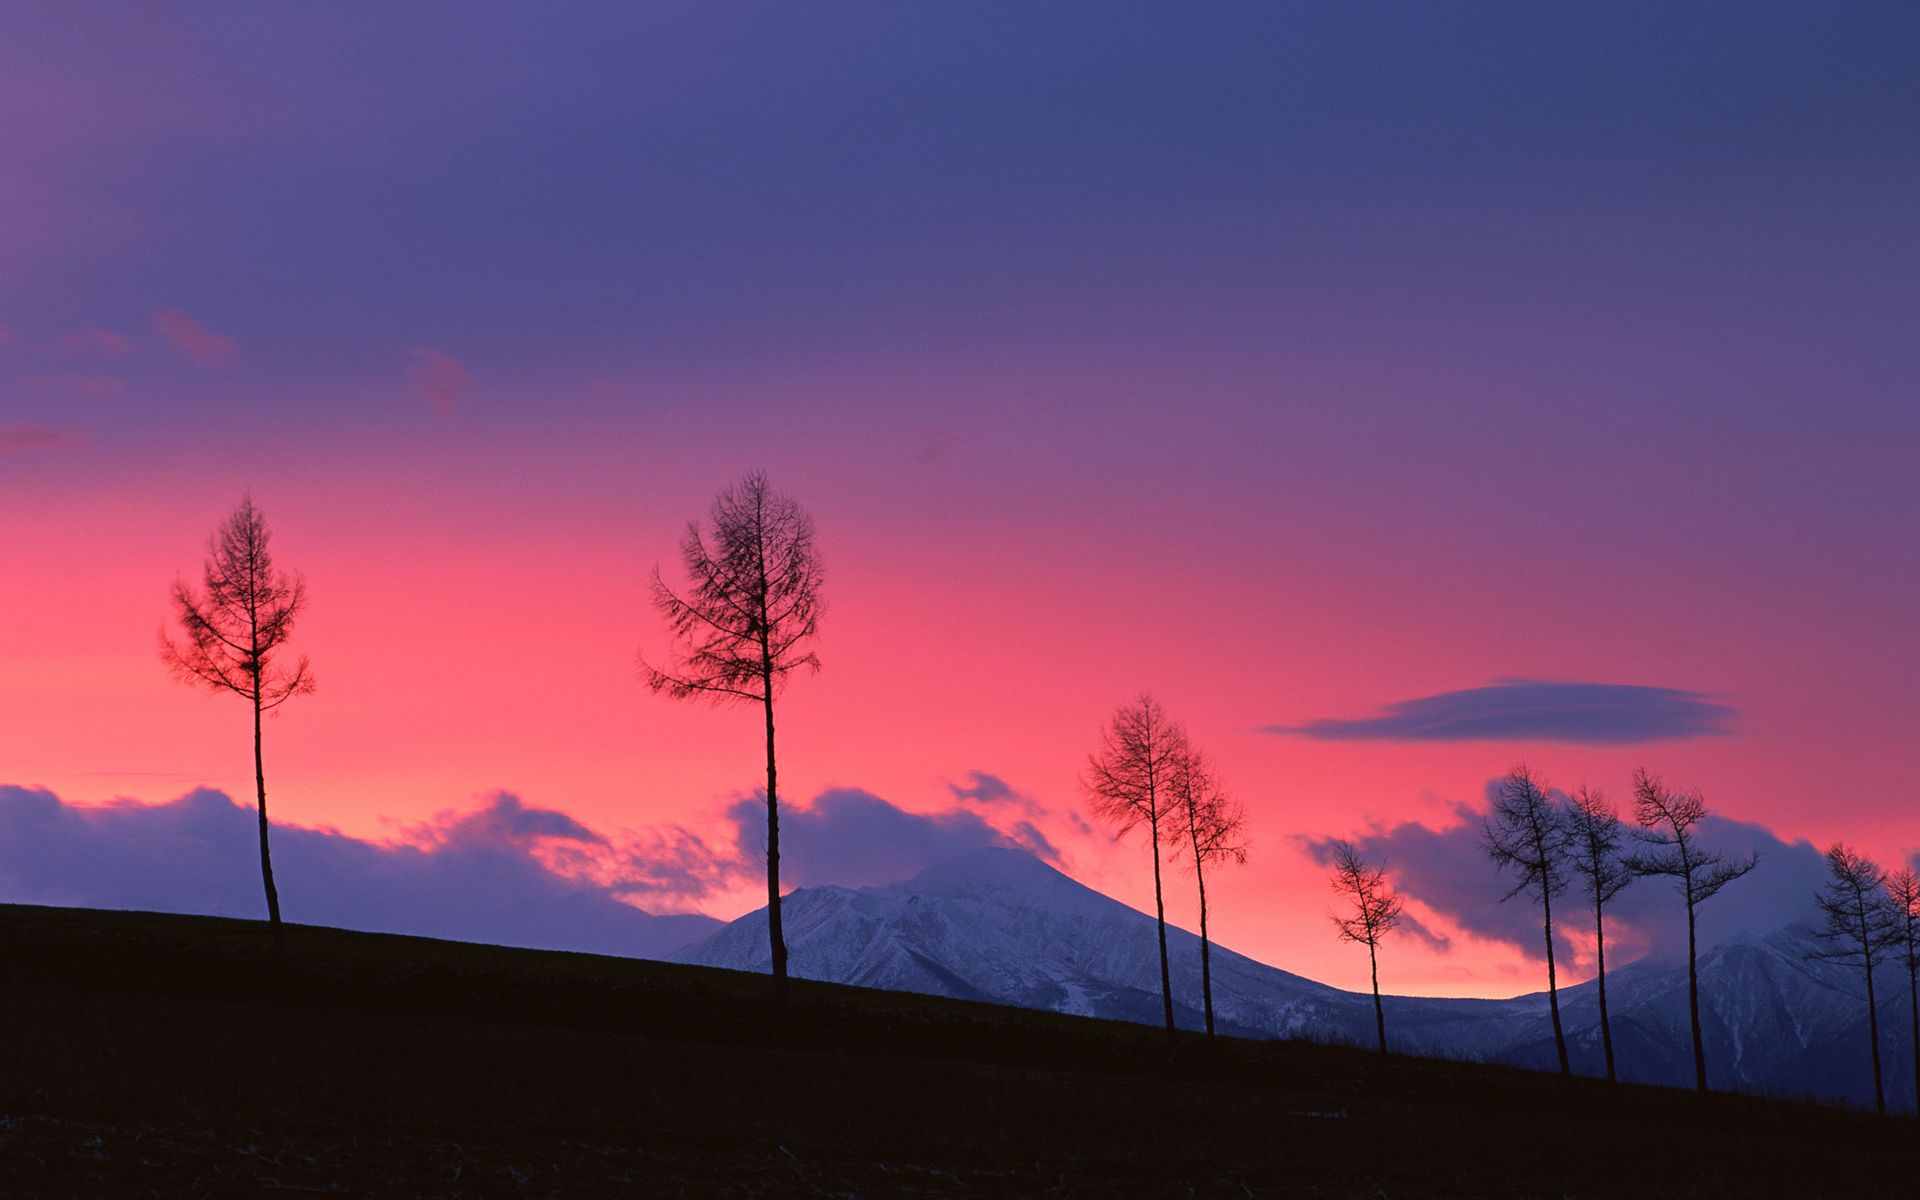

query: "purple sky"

left=3, top=3, right=1916, bottom=994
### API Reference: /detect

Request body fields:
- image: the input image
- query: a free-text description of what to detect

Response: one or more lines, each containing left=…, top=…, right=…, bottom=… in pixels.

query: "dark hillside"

left=0, top=904, right=1909, bottom=1197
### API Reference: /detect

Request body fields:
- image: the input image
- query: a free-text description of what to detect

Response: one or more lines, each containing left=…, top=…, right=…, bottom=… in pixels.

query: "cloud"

left=422, top=791, right=605, bottom=849
left=946, top=769, right=1086, bottom=850
left=724, top=786, right=1061, bottom=890
left=1268, top=680, right=1736, bottom=745
left=947, top=770, right=1021, bottom=806
left=0, top=780, right=1071, bottom=955
left=0, top=786, right=719, bottom=959
left=407, top=346, right=469, bottom=415
left=0, top=325, right=12, bottom=345
left=151, top=309, right=237, bottom=364
left=0, top=423, right=88, bottom=456
left=55, top=327, right=134, bottom=357
left=1300, top=782, right=1822, bottom=969
left=23, top=373, right=125, bottom=399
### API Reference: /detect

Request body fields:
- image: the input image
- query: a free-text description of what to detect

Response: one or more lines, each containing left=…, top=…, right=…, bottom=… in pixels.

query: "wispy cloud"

left=1267, top=680, right=1736, bottom=745
left=23, top=373, right=124, bottom=399
left=55, top=327, right=134, bottom=357
left=151, top=309, right=237, bottom=364
left=407, top=346, right=469, bottom=416
left=0, top=423, right=89, bottom=455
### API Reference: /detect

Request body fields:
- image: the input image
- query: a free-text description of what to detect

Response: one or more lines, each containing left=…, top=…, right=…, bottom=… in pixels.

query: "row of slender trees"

left=1081, top=695, right=1247, bottom=1037
left=1324, top=765, right=1920, bottom=1115
left=1472, top=764, right=1757, bottom=1093
left=161, top=476, right=1915, bottom=1115
left=1808, top=846, right=1920, bottom=1116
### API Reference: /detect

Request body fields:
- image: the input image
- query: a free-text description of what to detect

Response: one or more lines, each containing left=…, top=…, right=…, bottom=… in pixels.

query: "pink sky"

left=3, top=5, right=1915, bottom=996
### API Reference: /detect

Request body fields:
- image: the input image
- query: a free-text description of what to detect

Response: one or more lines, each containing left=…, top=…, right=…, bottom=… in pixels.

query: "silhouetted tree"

left=1626, top=767, right=1757, bottom=1093
left=1084, top=695, right=1186, bottom=1038
left=641, top=470, right=823, bottom=986
left=1482, top=765, right=1573, bottom=1075
left=1169, top=742, right=1247, bottom=1037
left=1885, top=866, right=1920, bottom=1116
left=160, top=496, right=315, bottom=956
left=1329, top=839, right=1403, bottom=1054
left=1566, top=785, right=1633, bottom=1083
left=1810, top=844, right=1896, bottom=1116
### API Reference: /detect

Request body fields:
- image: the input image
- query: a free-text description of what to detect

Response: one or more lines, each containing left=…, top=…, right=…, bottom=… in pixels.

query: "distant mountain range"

left=676, top=846, right=1916, bottom=1111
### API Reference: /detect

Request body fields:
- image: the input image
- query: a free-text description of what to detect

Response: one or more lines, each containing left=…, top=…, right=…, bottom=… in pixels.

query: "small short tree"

left=1885, top=866, right=1920, bottom=1115
left=1627, top=768, right=1757, bottom=1094
left=1565, top=785, right=1633, bottom=1083
left=1482, top=765, right=1573, bottom=1075
left=1810, top=844, right=1896, bottom=1116
left=1329, top=839, right=1403, bottom=1054
left=160, top=496, right=315, bottom=955
left=1169, top=743, right=1247, bottom=1037
left=1083, top=695, right=1186, bottom=1038
left=641, top=470, right=824, bottom=986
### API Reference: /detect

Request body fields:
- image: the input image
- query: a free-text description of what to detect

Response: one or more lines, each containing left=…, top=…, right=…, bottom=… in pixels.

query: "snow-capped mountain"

left=678, top=847, right=1542, bottom=1056
left=676, top=846, right=1914, bottom=1111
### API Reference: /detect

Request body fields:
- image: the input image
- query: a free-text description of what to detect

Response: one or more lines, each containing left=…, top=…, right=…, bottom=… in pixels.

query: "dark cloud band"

left=1267, top=680, right=1735, bottom=745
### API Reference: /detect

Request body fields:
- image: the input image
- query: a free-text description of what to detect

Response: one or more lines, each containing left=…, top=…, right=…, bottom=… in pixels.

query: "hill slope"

left=1, top=902, right=1911, bottom=1197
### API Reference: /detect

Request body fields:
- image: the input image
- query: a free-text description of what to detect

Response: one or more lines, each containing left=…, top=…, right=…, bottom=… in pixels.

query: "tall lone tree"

left=1565, top=785, right=1633, bottom=1083
left=1810, top=844, right=1896, bottom=1116
left=1482, top=765, right=1574, bottom=1076
left=1168, top=742, right=1247, bottom=1037
left=1626, top=767, right=1758, bottom=1094
left=1084, top=694, right=1186, bottom=1038
left=1884, top=866, right=1920, bottom=1116
left=641, top=470, right=823, bottom=986
left=160, top=496, right=315, bottom=955
left=1329, top=839, right=1403, bottom=1054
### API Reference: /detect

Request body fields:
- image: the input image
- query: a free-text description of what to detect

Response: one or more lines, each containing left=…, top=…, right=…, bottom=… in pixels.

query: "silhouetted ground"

left=1, top=904, right=1910, bottom=1197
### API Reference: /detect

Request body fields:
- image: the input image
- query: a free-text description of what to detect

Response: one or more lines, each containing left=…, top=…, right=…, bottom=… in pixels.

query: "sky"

left=2, top=3, right=1916, bottom=997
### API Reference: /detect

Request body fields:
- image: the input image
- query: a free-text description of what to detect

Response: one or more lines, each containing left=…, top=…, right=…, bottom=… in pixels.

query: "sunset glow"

left=3, top=4, right=1914, bottom=1000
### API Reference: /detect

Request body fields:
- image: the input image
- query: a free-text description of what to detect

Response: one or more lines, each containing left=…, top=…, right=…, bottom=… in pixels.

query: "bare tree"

left=1168, top=742, right=1247, bottom=1037
left=1329, top=839, right=1403, bottom=1054
left=1565, top=785, right=1633, bottom=1083
left=160, top=496, right=315, bottom=955
left=641, top=470, right=823, bottom=986
left=1083, top=695, right=1186, bottom=1038
left=1810, top=844, right=1896, bottom=1116
left=1482, top=765, right=1573, bottom=1076
left=1626, top=767, right=1757, bottom=1093
left=1885, top=866, right=1920, bottom=1116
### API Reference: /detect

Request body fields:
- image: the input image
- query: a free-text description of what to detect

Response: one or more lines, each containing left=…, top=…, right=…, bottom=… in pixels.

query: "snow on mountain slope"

left=677, top=845, right=1916, bottom=1110
left=678, top=846, right=1539, bottom=1052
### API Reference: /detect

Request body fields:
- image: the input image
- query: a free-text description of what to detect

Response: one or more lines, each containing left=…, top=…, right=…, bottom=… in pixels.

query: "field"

left=1, top=904, right=1910, bottom=1197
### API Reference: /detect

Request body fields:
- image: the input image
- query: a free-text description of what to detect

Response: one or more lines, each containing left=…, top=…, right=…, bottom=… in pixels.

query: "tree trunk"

left=1861, top=907, right=1884, bottom=1116
left=1686, top=894, right=1707, bottom=1093
left=252, top=693, right=284, bottom=958
left=1908, top=947, right=1919, bottom=1117
left=1149, top=826, right=1175, bottom=1038
left=1196, top=859, right=1214, bottom=1037
left=1369, top=940, right=1386, bottom=1053
left=762, top=681, right=787, bottom=987
left=1542, top=889, right=1569, bottom=1075
left=1596, top=899, right=1616, bottom=1084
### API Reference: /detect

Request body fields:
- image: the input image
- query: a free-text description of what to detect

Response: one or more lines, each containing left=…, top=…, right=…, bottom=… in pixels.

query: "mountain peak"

left=887, top=846, right=1128, bottom=918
